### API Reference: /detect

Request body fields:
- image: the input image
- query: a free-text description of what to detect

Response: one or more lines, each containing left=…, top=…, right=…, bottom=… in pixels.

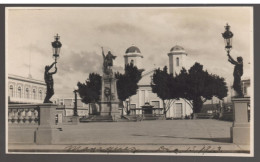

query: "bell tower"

left=168, top=45, right=187, bottom=76
left=124, top=45, right=143, bottom=69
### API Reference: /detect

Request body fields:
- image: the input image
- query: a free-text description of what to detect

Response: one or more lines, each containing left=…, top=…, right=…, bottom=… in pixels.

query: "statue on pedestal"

left=44, top=62, right=57, bottom=103
left=227, top=53, right=243, bottom=97
left=102, top=47, right=116, bottom=76
left=99, top=47, right=120, bottom=119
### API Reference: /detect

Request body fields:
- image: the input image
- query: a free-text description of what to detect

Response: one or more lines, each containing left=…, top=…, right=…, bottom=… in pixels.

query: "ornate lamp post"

left=43, top=34, right=62, bottom=103
left=222, top=23, right=243, bottom=97
left=222, top=23, right=234, bottom=55
left=222, top=24, right=250, bottom=146
left=73, top=86, right=78, bottom=116
left=52, top=34, right=62, bottom=67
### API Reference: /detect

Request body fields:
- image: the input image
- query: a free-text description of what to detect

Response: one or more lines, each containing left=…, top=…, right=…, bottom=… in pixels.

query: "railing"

left=8, top=104, right=40, bottom=125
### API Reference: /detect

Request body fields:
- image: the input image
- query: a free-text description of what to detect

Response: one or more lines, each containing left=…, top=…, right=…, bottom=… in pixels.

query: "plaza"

left=6, top=7, right=253, bottom=156
left=8, top=119, right=250, bottom=153
left=50, top=119, right=233, bottom=145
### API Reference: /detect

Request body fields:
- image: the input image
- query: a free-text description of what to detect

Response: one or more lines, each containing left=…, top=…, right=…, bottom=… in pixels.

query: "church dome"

left=125, top=45, right=141, bottom=54
left=170, top=45, right=185, bottom=52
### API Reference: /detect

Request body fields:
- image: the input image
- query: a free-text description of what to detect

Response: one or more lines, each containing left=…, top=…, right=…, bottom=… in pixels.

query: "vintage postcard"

left=5, top=6, right=254, bottom=156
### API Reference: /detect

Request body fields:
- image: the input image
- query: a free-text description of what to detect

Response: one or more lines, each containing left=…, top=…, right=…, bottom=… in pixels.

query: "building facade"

left=125, top=45, right=193, bottom=119
left=242, top=78, right=251, bottom=97
left=8, top=74, right=46, bottom=104
left=54, top=98, right=89, bottom=117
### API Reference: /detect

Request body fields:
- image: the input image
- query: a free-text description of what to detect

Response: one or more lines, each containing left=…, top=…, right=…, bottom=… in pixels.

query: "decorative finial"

left=54, top=34, right=60, bottom=40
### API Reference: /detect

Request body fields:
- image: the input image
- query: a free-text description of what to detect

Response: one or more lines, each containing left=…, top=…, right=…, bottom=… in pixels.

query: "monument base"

left=99, top=101, right=120, bottom=121
left=231, top=123, right=250, bottom=145
left=35, top=126, right=58, bottom=145
left=230, top=97, right=250, bottom=145
left=35, top=103, right=58, bottom=145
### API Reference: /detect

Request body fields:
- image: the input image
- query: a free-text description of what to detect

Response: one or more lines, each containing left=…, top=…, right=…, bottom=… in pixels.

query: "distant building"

left=8, top=74, right=46, bottom=104
left=53, top=98, right=89, bottom=117
left=242, top=78, right=251, bottom=97
left=124, top=45, right=193, bottom=119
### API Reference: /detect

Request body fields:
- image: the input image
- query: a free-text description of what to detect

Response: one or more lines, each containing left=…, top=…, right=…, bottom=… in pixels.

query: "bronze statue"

left=43, top=62, right=57, bottom=103
left=101, top=47, right=116, bottom=75
left=227, top=53, right=243, bottom=97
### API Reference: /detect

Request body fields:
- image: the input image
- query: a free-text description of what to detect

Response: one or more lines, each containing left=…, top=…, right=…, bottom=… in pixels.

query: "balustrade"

left=8, top=105, right=39, bottom=125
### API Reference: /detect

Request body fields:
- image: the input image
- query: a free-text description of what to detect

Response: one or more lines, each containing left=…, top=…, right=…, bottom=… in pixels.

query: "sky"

left=6, top=7, right=253, bottom=99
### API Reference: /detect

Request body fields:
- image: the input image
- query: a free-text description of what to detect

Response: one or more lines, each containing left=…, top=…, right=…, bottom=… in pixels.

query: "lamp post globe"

left=222, top=23, right=234, bottom=54
left=52, top=34, right=62, bottom=63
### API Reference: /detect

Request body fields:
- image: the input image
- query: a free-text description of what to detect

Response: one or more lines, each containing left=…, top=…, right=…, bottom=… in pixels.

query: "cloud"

left=57, top=50, right=103, bottom=75
left=27, top=44, right=48, bottom=56
left=7, top=7, right=252, bottom=99
left=113, top=65, right=124, bottom=73
left=97, top=22, right=144, bottom=35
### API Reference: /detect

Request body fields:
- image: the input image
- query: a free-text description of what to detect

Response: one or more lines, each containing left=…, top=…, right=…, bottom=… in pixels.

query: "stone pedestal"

left=99, top=73, right=120, bottom=121
left=230, top=97, right=250, bottom=145
left=35, top=104, right=58, bottom=144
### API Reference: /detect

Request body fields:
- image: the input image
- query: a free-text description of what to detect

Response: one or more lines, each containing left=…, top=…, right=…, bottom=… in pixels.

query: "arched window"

left=9, top=85, right=14, bottom=97
left=39, top=90, right=42, bottom=100
left=33, top=89, right=36, bottom=99
left=17, top=87, right=22, bottom=98
left=176, top=57, right=180, bottom=66
left=26, top=88, right=29, bottom=99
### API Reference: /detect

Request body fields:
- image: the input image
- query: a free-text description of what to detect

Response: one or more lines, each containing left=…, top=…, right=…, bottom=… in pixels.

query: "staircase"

left=120, top=115, right=142, bottom=122
left=142, top=114, right=165, bottom=120
left=80, top=115, right=114, bottom=122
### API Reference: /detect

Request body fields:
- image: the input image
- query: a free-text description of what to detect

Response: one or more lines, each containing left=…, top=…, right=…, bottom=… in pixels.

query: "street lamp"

left=73, top=86, right=78, bottom=116
left=222, top=23, right=234, bottom=55
left=222, top=23, right=244, bottom=98
left=52, top=34, right=62, bottom=67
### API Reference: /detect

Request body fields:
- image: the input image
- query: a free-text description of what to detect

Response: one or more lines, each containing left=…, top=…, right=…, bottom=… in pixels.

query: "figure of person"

left=105, top=51, right=116, bottom=66
left=101, top=47, right=116, bottom=75
left=227, top=53, right=243, bottom=97
left=43, top=62, right=57, bottom=103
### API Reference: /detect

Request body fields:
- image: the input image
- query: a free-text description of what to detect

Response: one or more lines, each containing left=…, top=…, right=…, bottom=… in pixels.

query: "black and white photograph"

left=5, top=6, right=253, bottom=156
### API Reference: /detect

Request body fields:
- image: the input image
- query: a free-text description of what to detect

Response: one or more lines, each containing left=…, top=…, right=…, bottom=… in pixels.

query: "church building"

left=124, top=45, right=193, bottom=119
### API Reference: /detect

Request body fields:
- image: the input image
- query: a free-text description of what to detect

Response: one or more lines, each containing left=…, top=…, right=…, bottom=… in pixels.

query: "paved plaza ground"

left=55, top=119, right=233, bottom=145
left=8, top=119, right=251, bottom=154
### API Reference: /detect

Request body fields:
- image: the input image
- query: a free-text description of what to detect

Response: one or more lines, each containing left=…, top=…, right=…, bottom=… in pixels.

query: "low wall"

left=8, top=103, right=57, bottom=144
left=8, top=104, right=41, bottom=144
left=8, top=125, right=38, bottom=144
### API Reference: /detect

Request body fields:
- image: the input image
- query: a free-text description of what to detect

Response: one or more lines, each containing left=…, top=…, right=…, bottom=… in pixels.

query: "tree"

left=77, top=73, right=102, bottom=104
left=151, top=62, right=228, bottom=115
left=115, top=63, right=143, bottom=114
left=151, top=66, right=181, bottom=117
left=77, top=63, right=142, bottom=115
left=177, top=62, right=228, bottom=113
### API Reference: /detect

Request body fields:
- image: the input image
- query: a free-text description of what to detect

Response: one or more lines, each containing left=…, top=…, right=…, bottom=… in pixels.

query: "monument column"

left=35, top=103, right=58, bottom=144
left=99, top=49, right=120, bottom=121
left=230, top=97, right=250, bottom=145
